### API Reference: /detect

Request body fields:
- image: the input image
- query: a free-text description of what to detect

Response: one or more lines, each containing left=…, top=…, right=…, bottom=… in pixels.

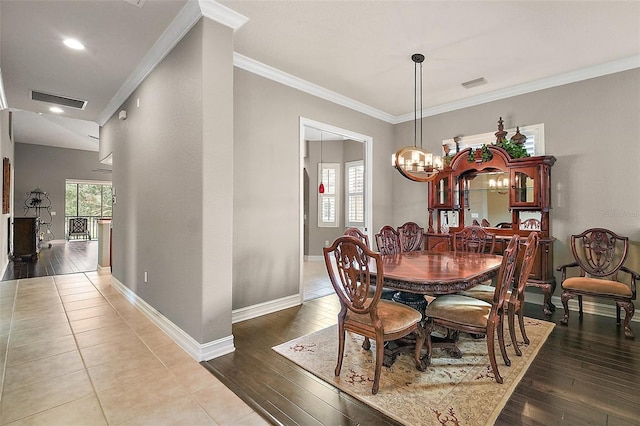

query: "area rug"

left=273, top=318, right=554, bottom=425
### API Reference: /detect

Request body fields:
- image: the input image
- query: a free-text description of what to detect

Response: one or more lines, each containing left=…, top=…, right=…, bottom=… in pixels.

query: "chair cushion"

left=346, top=300, right=422, bottom=333
left=562, top=277, right=633, bottom=298
left=461, top=285, right=513, bottom=304
left=425, top=294, right=491, bottom=328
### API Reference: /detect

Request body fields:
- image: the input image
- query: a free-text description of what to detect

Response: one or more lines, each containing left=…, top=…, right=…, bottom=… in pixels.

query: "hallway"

left=3, top=240, right=98, bottom=281
left=0, top=271, right=267, bottom=425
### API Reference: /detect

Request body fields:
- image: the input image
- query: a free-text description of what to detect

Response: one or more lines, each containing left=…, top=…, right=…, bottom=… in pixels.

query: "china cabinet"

left=425, top=127, right=557, bottom=314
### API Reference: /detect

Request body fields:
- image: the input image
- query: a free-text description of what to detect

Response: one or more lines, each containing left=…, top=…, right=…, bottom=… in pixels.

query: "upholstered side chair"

left=397, top=221, right=424, bottom=252
left=461, top=232, right=539, bottom=355
left=453, top=225, right=496, bottom=254
left=323, top=236, right=426, bottom=394
left=424, top=235, right=520, bottom=384
left=557, top=228, right=638, bottom=339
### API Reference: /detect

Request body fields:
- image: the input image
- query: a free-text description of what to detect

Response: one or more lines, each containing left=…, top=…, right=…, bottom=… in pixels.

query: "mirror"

left=463, top=173, right=510, bottom=228
left=457, top=172, right=542, bottom=230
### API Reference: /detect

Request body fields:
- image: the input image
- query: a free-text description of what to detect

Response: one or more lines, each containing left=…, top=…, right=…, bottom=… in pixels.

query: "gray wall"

left=101, top=18, right=234, bottom=344
left=13, top=143, right=111, bottom=242
left=232, top=68, right=395, bottom=309
left=393, top=68, right=640, bottom=280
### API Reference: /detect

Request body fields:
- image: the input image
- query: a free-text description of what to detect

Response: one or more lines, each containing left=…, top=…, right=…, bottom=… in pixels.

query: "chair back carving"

left=513, top=232, right=540, bottom=302
left=571, top=228, right=628, bottom=279
left=453, top=225, right=496, bottom=253
left=397, top=221, right=424, bottom=252
left=481, top=218, right=490, bottom=227
left=344, top=227, right=369, bottom=247
left=521, top=218, right=541, bottom=230
left=491, top=236, right=520, bottom=311
left=375, top=225, right=401, bottom=256
left=324, top=236, right=383, bottom=314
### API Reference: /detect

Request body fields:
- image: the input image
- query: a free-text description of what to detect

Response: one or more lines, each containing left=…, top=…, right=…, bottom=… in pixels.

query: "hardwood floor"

left=2, top=240, right=98, bottom=280
left=204, top=297, right=640, bottom=425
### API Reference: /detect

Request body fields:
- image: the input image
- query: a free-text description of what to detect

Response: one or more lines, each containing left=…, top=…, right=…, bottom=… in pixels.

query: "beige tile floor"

left=0, top=272, right=269, bottom=426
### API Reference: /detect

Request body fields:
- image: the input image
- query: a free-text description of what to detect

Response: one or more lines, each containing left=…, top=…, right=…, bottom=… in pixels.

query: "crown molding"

left=97, top=0, right=248, bottom=126
left=233, top=53, right=396, bottom=123
left=199, top=0, right=249, bottom=31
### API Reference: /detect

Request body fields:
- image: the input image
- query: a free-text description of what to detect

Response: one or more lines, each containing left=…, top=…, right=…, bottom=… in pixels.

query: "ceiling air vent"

left=31, top=90, right=87, bottom=110
left=122, top=0, right=146, bottom=7
left=461, top=77, right=487, bottom=89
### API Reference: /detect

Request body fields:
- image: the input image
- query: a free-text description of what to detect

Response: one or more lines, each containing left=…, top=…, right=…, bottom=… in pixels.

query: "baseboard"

left=304, top=255, right=323, bottom=261
left=232, top=294, right=301, bottom=324
left=525, top=291, right=639, bottom=323
left=110, top=277, right=235, bottom=361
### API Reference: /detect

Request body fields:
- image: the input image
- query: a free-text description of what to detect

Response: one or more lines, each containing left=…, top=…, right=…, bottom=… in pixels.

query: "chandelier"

left=392, top=53, right=442, bottom=182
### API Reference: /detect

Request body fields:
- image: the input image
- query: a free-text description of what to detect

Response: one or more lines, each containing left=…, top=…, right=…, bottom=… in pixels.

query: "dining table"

left=369, top=250, right=503, bottom=364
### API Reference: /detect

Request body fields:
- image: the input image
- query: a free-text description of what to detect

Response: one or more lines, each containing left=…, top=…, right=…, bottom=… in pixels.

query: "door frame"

left=299, top=117, right=373, bottom=302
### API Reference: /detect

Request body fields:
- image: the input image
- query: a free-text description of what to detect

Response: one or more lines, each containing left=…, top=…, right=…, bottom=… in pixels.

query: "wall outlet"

left=144, top=271, right=148, bottom=283
left=325, top=240, right=330, bottom=246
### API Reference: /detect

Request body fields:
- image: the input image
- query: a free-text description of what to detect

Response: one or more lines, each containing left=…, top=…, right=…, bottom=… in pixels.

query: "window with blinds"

left=442, top=123, right=545, bottom=156
left=318, top=163, right=340, bottom=227
left=345, top=160, right=364, bottom=228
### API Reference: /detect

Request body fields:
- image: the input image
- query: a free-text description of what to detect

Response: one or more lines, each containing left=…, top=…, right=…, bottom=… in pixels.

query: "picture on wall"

left=3, top=157, right=10, bottom=214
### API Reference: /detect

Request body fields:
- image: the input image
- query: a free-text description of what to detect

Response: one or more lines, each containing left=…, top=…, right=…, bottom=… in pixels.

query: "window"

left=318, top=163, right=340, bottom=227
left=345, top=160, right=364, bottom=228
left=66, top=181, right=113, bottom=218
left=442, top=123, right=545, bottom=156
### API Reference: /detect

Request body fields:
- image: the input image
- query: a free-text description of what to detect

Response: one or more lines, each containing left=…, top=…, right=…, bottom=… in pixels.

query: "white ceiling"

left=1, top=0, right=639, bottom=151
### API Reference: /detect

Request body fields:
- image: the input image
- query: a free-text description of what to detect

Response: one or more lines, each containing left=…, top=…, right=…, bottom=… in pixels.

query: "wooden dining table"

left=369, top=250, right=503, bottom=364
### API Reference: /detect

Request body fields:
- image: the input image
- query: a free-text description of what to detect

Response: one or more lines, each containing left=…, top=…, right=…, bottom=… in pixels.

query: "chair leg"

left=413, top=325, right=427, bottom=371
left=617, top=300, right=635, bottom=339
left=335, top=326, right=345, bottom=377
left=485, top=322, right=503, bottom=384
left=616, top=304, right=621, bottom=325
left=497, top=314, right=510, bottom=367
left=578, top=295, right=583, bottom=317
left=560, top=291, right=573, bottom=325
left=362, top=337, right=371, bottom=350
left=508, top=304, right=522, bottom=357
left=424, top=319, right=434, bottom=366
left=372, top=335, right=384, bottom=395
left=518, top=306, right=530, bottom=345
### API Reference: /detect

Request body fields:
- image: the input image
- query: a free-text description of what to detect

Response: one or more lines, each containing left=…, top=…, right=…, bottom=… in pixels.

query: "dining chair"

left=397, top=221, right=424, bottom=252
left=375, top=225, right=402, bottom=255
left=557, top=228, right=638, bottom=339
left=462, top=232, right=540, bottom=355
left=344, top=227, right=369, bottom=247
left=453, top=225, right=496, bottom=254
left=324, top=236, right=426, bottom=394
left=424, top=235, right=519, bottom=384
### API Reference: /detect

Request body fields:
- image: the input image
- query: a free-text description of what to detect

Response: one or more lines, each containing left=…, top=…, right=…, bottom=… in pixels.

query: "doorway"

left=299, top=117, right=373, bottom=301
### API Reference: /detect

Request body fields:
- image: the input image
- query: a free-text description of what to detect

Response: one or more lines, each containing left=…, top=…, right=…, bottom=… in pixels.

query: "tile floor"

left=0, top=272, right=269, bottom=425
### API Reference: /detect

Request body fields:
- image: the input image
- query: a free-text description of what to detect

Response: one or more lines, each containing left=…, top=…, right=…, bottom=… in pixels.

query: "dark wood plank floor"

left=204, top=297, right=640, bottom=426
left=2, top=240, right=98, bottom=280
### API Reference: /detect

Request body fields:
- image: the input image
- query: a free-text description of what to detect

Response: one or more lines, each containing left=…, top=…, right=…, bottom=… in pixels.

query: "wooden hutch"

left=424, top=122, right=557, bottom=314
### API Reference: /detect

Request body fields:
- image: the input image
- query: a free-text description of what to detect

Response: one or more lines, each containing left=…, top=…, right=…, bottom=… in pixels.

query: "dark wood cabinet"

left=425, top=143, right=557, bottom=315
left=13, top=217, right=38, bottom=259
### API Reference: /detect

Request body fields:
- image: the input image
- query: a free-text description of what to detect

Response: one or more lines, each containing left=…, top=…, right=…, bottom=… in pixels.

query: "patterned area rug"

left=273, top=318, right=554, bottom=425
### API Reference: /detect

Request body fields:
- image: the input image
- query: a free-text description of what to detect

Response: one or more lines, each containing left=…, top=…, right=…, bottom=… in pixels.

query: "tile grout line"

left=53, top=272, right=112, bottom=425
left=83, top=272, right=222, bottom=425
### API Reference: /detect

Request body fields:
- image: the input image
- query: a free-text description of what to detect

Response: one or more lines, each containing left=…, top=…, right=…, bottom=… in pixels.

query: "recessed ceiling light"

left=49, top=106, right=64, bottom=113
left=63, top=38, right=85, bottom=50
